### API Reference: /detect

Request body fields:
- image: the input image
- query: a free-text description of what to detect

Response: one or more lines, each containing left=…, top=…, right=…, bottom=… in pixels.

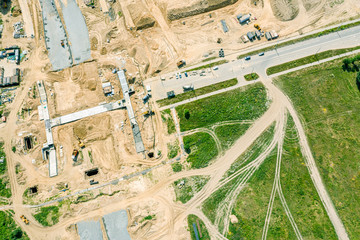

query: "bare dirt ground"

left=0, top=0, right=357, bottom=239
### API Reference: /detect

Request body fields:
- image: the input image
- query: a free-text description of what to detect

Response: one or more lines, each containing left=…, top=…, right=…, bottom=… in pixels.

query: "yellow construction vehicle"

left=20, top=215, right=29, bottom=225
left=254, top=24, right=261, bottom=31
left=78, top=140, right=85, bottom=149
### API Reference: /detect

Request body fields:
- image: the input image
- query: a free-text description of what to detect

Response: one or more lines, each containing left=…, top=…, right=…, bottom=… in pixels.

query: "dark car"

left=245, top=56, right=251, bottom=61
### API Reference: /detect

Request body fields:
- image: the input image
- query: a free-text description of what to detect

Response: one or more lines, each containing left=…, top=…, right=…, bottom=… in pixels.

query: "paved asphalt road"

left=147, top=25, right=360, bottom=100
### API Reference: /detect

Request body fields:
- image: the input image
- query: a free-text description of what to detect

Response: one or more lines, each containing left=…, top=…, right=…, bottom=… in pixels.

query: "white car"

left=213, top=66, right=219, bottom=70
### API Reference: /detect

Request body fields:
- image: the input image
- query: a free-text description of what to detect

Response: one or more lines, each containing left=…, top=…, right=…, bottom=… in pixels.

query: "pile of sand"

left=270, top=0, right=300, bottom=21
left=128, top=3, right=156, bottom=30
left=167, top=0, right=239, bottom=20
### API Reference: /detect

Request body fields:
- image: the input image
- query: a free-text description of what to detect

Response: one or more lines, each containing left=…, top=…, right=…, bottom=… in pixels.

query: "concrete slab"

left=39, top=0, right=72, bottom=71
left=60, top=0, right=91, bottom=65
left=102, top=210, right=131, bottom=240
left=37, top=81, right=58, bottom=177
left=117, top=70, right=145, bottom=153
left=77, top=220, right=103, bottom=240
left=51, top=101, right=125, bottom=127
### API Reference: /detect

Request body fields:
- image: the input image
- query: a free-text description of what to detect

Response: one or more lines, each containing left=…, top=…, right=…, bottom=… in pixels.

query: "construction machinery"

left=177, top=60, right=186, bottom=68
left=20, top=215, right=29, bottom=225
left=254, top=24, right=261, bottom=31
left=71, top=149, right=79, bottom=161
left=78, top=139, right=85, bottom=149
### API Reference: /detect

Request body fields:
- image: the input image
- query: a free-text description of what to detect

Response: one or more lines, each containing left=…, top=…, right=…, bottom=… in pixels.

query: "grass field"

left=237, top=20, right=360, bottom=60
left=33, top=206, right=60, bottom=227
left=171, top=162, right=182, bottom=172
left=266, top=46, right=360, bottom=75
left=0, top=211, right=29, bottom=239
left=279, top=116, right=336, bottom=239
left=174, top=176, right=209, bottom=203
left=202, top=124, right=275, bottom=225
left=187, top=214, right=210, bottom=240
left=266, top=196, right=297, bottom=240
left=274, top=57, right=360, bottom=238
left=183, top=132, right=218, bottom=169
left=215, top=124, right=251, bottom=150
left=226, top=148, right=277, bottom=239
left=223, top=123, right=275, bottom=179
left=176, top=83, right=268, bottom=131
left=244, top=73, right=259, bottom=81
left=167, top=141, right=179, bottom=159
left=161, top=110, right=176, bottom=134
left=157, top=78, right=238, bottom=107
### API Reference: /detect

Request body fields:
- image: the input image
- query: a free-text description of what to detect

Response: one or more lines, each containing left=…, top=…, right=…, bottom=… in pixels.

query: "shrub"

left=184, top=109, right=190, bottom=119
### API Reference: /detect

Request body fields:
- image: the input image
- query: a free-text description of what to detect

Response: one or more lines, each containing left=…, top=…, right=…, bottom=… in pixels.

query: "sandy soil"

left=0, top=0, right=358, bottom=239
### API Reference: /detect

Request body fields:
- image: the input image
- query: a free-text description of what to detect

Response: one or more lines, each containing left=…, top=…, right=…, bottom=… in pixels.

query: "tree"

left=11, top=228, right=23, bottom=239
left=184, top=109, right=190, bottom=119
left=356, top=72, right=360, bottom=91
left=342, top=58, right=351, bottom=71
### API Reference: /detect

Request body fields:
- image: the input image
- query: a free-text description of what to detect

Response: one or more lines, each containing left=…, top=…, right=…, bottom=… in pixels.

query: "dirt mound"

left=301, top=0, right=321, bottom=11
left=73, top=115, right=111, bottom=142
left=128, top=3, right=156, bottom=30
left=167, top=0, right=239, bottom=21
left=270, top=0, right=300, bottom=21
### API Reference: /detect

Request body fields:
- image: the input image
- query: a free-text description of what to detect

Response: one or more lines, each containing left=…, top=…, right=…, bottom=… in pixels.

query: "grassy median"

left=267, top=46, right=360, bottom=75
left=157, top=78, right=238, bottom=107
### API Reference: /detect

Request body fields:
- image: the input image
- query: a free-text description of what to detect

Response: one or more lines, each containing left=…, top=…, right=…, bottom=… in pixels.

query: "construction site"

left=0, top=0, right=359, bottom=239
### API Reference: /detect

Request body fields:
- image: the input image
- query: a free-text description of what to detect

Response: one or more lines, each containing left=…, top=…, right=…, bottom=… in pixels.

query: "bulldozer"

left=254, top=24, right=261, bottom=31
left=20, top=215, right=29, bottom=225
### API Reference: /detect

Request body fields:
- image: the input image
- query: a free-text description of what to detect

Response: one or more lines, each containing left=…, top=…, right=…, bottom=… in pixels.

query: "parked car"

left=259, top=52, right=265, bottom=56
left=184, top=72, right=188, bottom=77
left=213, top=66, right=219, bottom=70
left=245, top=56, right=251, bottom=61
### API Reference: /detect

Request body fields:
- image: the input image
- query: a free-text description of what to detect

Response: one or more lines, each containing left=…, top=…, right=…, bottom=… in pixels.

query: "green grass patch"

left=0, top=178, right=11, bottom=198
left=161, top=109, right=176, bottom=134
left=237, top=20, right=360, bottom=60
left=157, top=78, right=238, bottom=107
left=207, top=149, right=277, bottom=236
left=171, top=162, right=183, bottom=172
left=185, top=60, right=228, bottom=72
left=202, top=124, right=276, bottom=230
left=267, top=46, right=360, bottom=75
left=279, top=115, right=337, bottom=239
left=140, top=214, right=155, bottom=223
left=183, top=132, right=218, bottom=169
left=244, top=73, right=259, bottom=81
left=33, top=206, right=60, bottom=227
left=0, top=142, right=6, bottom=175
left=274, top=56, right=360, bottom=238
left=176, top=83, right=268, bottom=131
left=187, top=214, right=210, bottom=240
left=167, top=141, right=179, bottom=159
left=202, top=56, right=217, bottom=62
left=0, top=211, right=29, bottom=240
left=223, top=122, right=275, bottom=179
left=266, top=196, right=298, bottom=240
left=174, top=176, right=209, bottom=204
left=215, top=124, right=251, bottom=150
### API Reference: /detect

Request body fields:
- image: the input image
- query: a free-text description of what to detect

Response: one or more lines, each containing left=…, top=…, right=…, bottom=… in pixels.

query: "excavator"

left=254, top=24, right=261, bottom=31
left=20, top=215, right=29, bottom=225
